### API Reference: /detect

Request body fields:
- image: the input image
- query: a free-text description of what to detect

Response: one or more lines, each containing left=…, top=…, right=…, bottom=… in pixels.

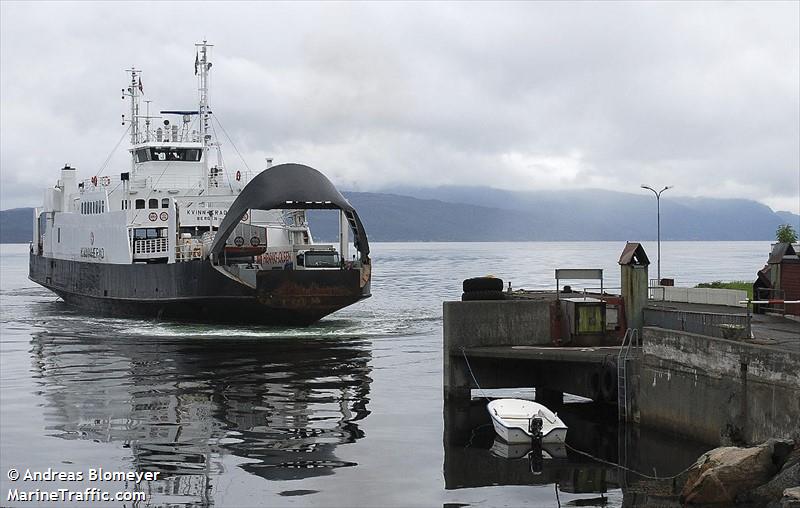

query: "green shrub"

left=776, top=224, right=798, bottom=244
left=695, top=281, right=753, bottom=300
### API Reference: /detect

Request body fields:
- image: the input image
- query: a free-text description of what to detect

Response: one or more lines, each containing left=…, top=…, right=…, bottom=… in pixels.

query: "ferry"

left=29, top=41, right=372, bottom=325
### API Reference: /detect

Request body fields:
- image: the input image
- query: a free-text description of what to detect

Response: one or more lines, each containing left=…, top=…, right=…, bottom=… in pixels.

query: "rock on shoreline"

left=679, top=439, right=799, bottom=506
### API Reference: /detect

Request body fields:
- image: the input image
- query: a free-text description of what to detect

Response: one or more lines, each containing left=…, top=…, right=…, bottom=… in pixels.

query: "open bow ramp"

left=207, top=163, right=372, bottom=324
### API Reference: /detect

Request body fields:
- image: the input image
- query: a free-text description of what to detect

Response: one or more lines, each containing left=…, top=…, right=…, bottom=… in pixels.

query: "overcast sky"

left=1, top=1, right=798, bottom=213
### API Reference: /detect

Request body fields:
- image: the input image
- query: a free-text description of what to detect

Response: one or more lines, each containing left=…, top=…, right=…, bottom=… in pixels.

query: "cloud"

left=1, top=1, right=798, bottom=212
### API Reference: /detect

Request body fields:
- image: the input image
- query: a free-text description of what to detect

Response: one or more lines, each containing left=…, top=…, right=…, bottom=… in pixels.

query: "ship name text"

left=80, top=247, right=105, bottom=259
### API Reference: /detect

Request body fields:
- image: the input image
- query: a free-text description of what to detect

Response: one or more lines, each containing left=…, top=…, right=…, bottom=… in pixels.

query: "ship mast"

left=121, top=67, right=144, bottom=174
left=123, top=68, right=141, bottom=146
left=196, top=40, right=214, bottom=185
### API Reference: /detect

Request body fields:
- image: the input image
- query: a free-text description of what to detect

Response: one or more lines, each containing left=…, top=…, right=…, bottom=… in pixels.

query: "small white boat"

left=487, top=398, right=568, bottom=445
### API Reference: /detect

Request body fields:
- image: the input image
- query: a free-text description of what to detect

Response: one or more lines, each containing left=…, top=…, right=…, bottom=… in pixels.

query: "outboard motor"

left=529, top=416, right=544, bottom=441
left=528, top=416, right=545, bottom=474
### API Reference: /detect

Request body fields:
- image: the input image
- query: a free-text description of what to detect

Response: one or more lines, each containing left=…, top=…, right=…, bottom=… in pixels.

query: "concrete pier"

left=636, top=326, right=800, bottom=445
left=444, top=298, right=800, bottom=445
left=443, top=299, right=552, bottom=401
left=443, top=299, right=620, bottom=405
left=444, top=242, right=800, bottom=447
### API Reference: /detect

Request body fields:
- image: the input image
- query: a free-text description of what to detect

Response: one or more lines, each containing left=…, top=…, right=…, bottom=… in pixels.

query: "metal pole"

left=641, top=184, right=672, bottom=283
left=656, top=193, right=661, bottom=281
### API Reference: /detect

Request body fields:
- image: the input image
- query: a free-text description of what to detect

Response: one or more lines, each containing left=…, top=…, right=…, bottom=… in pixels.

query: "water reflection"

left=30, top=319, right=371, bottom=506
left=444, top=399, right=709, bottom=507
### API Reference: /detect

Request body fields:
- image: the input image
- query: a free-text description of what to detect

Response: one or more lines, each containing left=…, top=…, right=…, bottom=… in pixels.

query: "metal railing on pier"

left=647, top=285, right=666, bottom=301
left=643, top=307, right=750, bottom=340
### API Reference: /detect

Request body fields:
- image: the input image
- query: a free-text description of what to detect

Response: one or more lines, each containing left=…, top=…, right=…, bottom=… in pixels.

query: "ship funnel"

left=60, top=165, right=76, bottom=188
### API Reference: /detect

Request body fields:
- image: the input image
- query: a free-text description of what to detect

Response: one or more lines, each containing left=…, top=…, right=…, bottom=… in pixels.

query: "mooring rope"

left=460, top=346, right=490, bottom=401
left=562, top=441, right=698, bottom=481
left=464, top=423, right=492, bottom=449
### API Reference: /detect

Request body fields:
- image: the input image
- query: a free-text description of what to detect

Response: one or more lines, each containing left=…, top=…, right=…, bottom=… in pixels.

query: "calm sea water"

left=0, top=241, right=773, bottom=507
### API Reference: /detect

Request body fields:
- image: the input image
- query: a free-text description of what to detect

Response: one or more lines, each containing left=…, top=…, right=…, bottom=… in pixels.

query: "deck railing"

left=133, top=238, right=169, bottom=258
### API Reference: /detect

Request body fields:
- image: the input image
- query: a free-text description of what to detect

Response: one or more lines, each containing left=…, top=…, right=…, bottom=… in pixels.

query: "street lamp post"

left=641, top=184, right=673, bottom=282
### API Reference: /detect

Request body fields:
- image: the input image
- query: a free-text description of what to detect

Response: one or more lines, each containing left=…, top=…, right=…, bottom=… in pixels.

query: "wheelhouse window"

left=161, top=198, right=169, bottom=208
left=149, top=148, right=201, bottom=162
left=133, top=228, right=165, bottom=240
left=135, top=199, right=145, bottom=209
left=134, top=148, right=150, bottom=163
left=148, top=199, right=158, bottom=209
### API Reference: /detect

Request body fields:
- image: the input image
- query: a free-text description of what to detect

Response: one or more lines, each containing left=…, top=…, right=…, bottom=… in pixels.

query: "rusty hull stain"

left=256, top=268, right=366, bottom=312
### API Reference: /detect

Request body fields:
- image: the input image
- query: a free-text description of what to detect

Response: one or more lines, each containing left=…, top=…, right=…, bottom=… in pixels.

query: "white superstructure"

left=33, top=41, right=337, bottom=272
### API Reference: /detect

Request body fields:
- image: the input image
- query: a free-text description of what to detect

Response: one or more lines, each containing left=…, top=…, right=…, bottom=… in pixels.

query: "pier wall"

left=443, top=300, right=551, bottom=400
left=443, top=300, right=551, bottom=347
left=638, top=326, right=800, bottom=445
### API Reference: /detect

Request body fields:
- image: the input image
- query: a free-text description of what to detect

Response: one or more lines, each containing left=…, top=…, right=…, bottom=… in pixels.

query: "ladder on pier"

left=616, top=328, right=639, bottom=422
left=617, top=328, right=640, bottom=490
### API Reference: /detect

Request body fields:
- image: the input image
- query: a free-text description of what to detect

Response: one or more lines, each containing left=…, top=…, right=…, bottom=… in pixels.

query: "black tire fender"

left=463, top=277, right=504, bottom=293
left=461, top=290, right=505, bottom=301
left=589, top=370, right=602, bottom=402
left=600, top=364, right=617, bottom=402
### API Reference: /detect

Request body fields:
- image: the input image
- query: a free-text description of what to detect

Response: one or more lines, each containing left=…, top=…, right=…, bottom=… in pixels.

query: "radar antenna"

left=122, top=68, right=142, bottom=147
left=195, top=40, right=214, bottom=147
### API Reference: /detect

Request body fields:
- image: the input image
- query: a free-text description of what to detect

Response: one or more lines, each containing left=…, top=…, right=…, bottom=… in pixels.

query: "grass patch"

left=695, top=281, right=753, bottom=299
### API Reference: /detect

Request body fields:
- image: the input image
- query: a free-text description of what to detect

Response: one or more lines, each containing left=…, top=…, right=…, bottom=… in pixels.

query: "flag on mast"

left=138, top=77, right=143, bottom=94
left=194, top=52, right=199, bottom=75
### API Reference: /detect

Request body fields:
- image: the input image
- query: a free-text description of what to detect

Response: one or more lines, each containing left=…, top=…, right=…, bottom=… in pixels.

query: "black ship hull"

left=29, top=253, right=370, bottom=326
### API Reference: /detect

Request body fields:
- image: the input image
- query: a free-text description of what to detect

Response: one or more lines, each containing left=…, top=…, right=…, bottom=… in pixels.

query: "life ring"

left=160, top=211, right=168, bottom=221
left=241, top=212, right=249, bottom=222
left=91, top=176, right=98, bottom=186
left=148, top=212, right=157, bottom=221
left=235, top=170, right=241, bottom=181
left=102, top=176, right=111, bottom=186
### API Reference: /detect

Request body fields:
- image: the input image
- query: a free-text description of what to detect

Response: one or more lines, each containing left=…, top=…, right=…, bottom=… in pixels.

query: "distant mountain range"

left=2, top=187, right=798, bottom=243
left=1, top=208, right=34, bottom=244
left=308, top=187, right=799, bottom=242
